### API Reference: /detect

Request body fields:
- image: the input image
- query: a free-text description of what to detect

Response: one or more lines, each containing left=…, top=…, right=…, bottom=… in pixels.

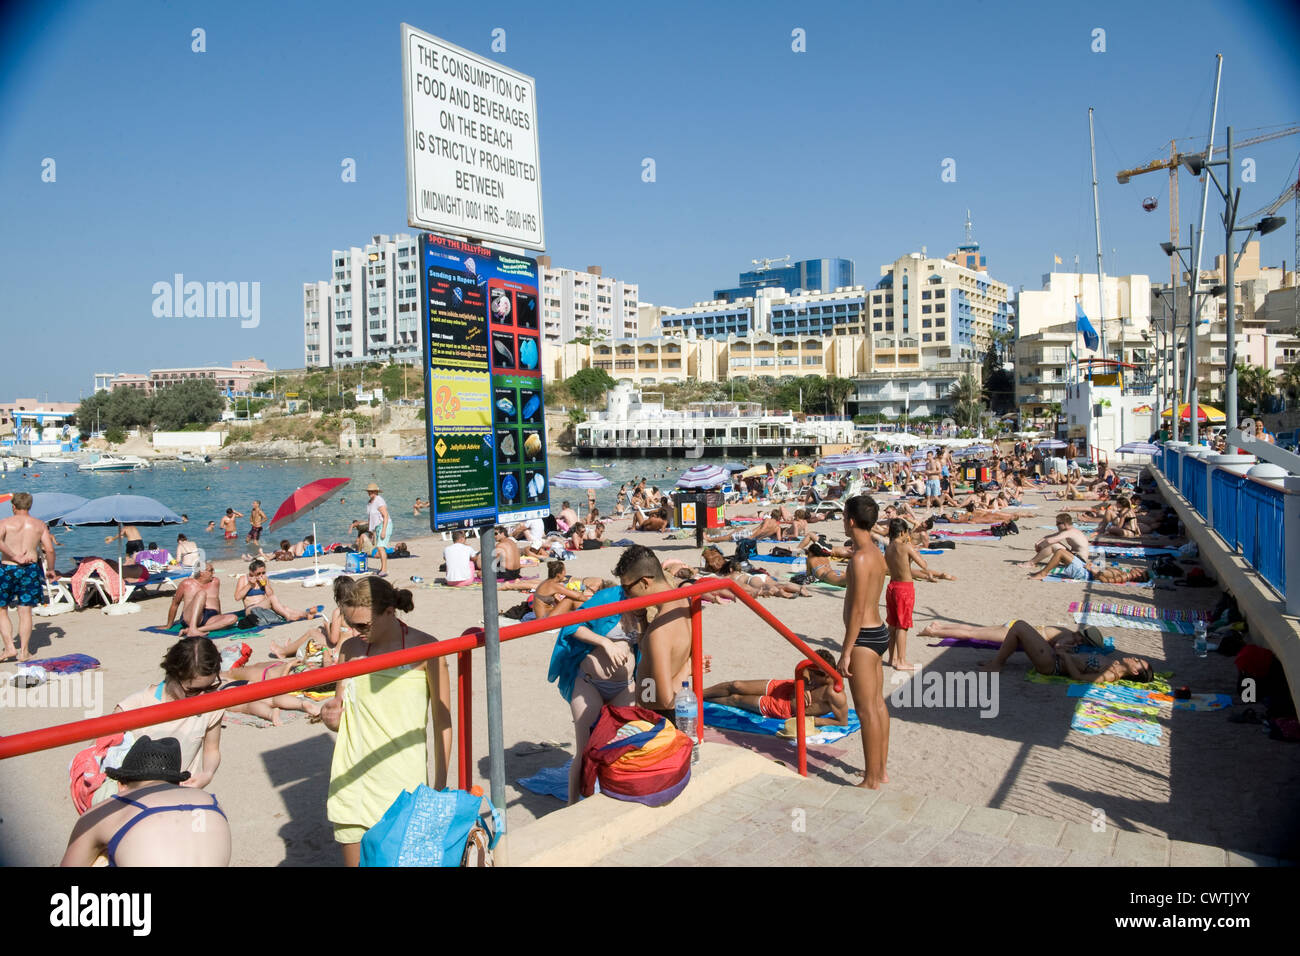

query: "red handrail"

left=0, top=578, right=844, bottom=781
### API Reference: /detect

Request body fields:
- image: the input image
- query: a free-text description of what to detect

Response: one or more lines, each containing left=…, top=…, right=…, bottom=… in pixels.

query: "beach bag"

left=345, top=552, right=367, bottom=574
left=580, top=704, right=693, bottom=807
left=360, top=785, right=498, bottom=867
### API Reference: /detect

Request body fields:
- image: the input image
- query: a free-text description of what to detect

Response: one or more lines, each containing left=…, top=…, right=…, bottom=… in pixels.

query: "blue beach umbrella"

left=56, top=495, right=183, bottom=614
left=1115, top=441, right=1160, bottom=456
left=25, top=493, right=90, bottom=523
left=722, top=462, right=749, bottom=472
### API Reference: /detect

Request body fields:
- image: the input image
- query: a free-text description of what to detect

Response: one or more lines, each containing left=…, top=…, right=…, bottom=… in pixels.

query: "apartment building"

left=537, top=258, right=639, bottom=343
left=304, top=281, right=330, bottom=368
left=307, top=234, right=421, bottom=368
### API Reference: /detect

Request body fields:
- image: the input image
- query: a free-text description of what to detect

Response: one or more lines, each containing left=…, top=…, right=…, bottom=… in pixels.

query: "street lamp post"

left=1161, top=236, right=1206, bottom=443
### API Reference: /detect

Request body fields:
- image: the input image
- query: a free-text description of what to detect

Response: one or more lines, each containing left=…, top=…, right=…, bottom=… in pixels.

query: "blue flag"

left=1076, top=302, right=1099, bottom=351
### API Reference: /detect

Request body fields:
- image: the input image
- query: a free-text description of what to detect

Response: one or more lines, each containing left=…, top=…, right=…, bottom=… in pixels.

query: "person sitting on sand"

left=978, top=621, right=1153, bottom=683
left=1020, top=513, right=1091, bottom=570
left=701, top=546, right=811, bottom=599
left=175, top=533, right=200, bottom=569
left=61, top=736, right=231, bottom=867
left=1029, top=546, right=1151, bottom=584
left=631, top=505, right=670, bottom=533
left=614, top=546, right=693, bottom=724
left=531, top=561, right=599, bottom=620
left=293, top=534, right=320, bottom=558
left=269, top=539, right=295, bottom=562
left=704, top=649, right=848, bottom=726
left=220, top=657, right=325, bottom=725
left=235, top=559, right=318, bottom=628
left=469, top=527, right=536, bottom=591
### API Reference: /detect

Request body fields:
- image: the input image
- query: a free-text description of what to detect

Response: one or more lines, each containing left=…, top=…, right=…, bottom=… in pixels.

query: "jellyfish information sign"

left=421, top=232, right=550, bottom=530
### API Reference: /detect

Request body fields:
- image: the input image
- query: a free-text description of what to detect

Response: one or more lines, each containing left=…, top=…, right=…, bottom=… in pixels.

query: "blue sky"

left=2, top=0, right=1297, bottom=400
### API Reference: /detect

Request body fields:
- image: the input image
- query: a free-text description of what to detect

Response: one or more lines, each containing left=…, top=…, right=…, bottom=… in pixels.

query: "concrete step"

left=510, top=742, right=1284, bottom=867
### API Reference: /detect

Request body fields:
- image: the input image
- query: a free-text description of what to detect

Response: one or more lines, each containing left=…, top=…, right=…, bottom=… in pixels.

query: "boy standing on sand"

left=838, top=495, right=890, bottom=789
left=883, top=518, right=920, bottom=672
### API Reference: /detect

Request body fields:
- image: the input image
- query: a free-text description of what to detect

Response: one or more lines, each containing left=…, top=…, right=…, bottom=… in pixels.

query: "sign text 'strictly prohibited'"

left=402, top=24, right=544, bottom=250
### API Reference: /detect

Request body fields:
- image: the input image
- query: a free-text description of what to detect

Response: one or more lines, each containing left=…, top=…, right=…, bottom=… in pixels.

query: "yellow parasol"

left=1161, top=403, right=1225, bottom=423
left=739, top=465, right=768, bottom=479
left=780, top=464, right=813, bottom=478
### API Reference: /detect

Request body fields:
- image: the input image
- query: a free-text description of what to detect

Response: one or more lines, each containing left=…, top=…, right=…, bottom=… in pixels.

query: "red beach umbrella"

left=268, top=477, right=350, bottom=533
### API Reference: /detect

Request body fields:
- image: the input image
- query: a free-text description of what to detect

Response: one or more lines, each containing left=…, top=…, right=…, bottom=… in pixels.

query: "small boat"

left=176, top=452, right=211, bottom=464
left=35, top=456, right=80, bottom=466
left=78, top=455, right=151, bottom=472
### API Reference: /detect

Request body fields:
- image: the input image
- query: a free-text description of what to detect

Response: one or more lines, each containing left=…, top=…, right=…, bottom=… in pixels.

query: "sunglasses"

left=180, top=678, right=221, bottom=697
left=344, top=616, right=374, bottom=634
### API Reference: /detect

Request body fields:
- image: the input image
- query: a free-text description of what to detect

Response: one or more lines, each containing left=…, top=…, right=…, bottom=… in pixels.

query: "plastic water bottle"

left=674, top=681, right=700, bottom=764
left=1096, top=551, right=1106, bottom=571
left=410, top=575, right=424, bottom=584
left=1194, top=621, right=1208, bottom=658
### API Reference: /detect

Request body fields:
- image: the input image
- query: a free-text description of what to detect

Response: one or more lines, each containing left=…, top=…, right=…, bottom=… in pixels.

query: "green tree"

left=568, top=325, right=603, bottom=346
left=76, top=391, right=110, bottom=437
left=1279, top=361, right=1300, bottom=410
left=97, top=385, right=152, bottom=430
left=151, top=379, right=225, bottom=430
left=948, top=374, right=983, bottom=427
left=824, top=376, right=856, bottom=418
left=565, top=367, right=616, bottom=404
left=1234, top=362, right=1271, bottom=415
left=103, top=426, right=127, bottom=445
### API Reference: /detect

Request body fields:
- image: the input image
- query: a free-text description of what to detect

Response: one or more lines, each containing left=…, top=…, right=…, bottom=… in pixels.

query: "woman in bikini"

left=701, top=547, right=810, bottom=598
left=978, top=621, right=1153, bottom=683
left=532, top=561, right=599, bottom=620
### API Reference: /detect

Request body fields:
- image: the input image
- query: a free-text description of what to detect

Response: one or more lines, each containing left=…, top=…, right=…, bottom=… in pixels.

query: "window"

left=923, top=333, right=932, bottom=342
left=921, top=290, right=931, bottom=300
left=935, top=302, right=945, bottom=313
left=873, top=323, right=882, bottom=332
left=922, top=305, right=931, bottom=314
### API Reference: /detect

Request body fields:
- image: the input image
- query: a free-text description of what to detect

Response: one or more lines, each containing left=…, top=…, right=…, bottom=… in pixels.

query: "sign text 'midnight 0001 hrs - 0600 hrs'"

left=421, top=233, right=550, bottom=531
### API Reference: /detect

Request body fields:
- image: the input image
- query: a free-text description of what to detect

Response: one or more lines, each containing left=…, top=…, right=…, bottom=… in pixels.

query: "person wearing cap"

left=350, top=483, right=392, bottom=576
left=61, top=736, right=231, bottom=867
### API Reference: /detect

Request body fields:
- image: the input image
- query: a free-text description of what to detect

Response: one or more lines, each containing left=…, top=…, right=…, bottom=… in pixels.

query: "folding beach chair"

left=35, top=574, right=77, bottom=617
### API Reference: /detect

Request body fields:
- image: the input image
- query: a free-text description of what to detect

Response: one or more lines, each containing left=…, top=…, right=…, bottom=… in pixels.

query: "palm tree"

left=947, top=374, right=983, bottom=428
left=1279, top=361, right=1300, bottom=410
left=824, top=376, right=856, bottom=418
left=1234, top=362, right=1271, bottom=415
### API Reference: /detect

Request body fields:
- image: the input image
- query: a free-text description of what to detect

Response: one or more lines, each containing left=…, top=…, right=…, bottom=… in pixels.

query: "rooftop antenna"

left=963, top=209, right=974, bottom=245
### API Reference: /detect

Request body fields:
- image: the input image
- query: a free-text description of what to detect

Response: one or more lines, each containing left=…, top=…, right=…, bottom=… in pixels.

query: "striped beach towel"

left=1068, top=601, right=1212, bottom=622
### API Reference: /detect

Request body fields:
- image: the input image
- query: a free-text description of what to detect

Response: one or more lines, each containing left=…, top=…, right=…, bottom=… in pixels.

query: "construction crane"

left=750, top=255, right=791, bottom=272
left=1115, top=126, right=1299, bottom=289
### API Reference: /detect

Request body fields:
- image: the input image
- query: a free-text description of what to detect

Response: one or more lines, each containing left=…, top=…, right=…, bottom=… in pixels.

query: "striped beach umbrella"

left=1115, top=441, right=1160, bottom=456
left=675, top=464, right=731, bottom=489
left=1035, top=439, right=1068, bottom=451
left=552, top=467, right=611, bottom=489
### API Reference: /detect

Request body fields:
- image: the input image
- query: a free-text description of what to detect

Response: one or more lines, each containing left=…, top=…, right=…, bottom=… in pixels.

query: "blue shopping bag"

left=360, top=786, right=499, bottom=867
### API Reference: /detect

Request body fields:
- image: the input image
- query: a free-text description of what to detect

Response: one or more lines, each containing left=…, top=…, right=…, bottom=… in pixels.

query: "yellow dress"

left=327, top=631, right=430, bottom=835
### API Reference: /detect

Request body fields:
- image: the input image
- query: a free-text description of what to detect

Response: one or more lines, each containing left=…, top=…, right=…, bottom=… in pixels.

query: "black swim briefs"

left=853, top=624, right=889, bottom=656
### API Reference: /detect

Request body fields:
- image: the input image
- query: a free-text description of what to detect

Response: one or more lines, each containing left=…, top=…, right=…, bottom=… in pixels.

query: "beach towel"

left=264, top=565, right=346, bottom=581
left=1068, top=601, right=1213, bottom=623
left=1092, top=546, right=1181, bottom=558
left=1025, top=669, right=1173, bottom=694
left=931, top=529, right=994, bottom=538
left=70, top=559, right=125, bottom=606
left=1070, top=700, right=1163, bottom=746
left=547, top=587, right=630, bottom=702
left=517, top=761, right=573, bottom=801
left=702, top=700, right=860, bottom=745
left=927, top=638, right=1112, bottom=654
left=1173, top=693, right=1234, bottom=712
left=1067, top=683, right=1171, bottom=709
left=1070, top=610, right=1196, bottom=634
left=142, top=618, right=284, bottom=639
left=752, top=552, right=806, bottom=564
left=23, top=652, right=100, bottom=674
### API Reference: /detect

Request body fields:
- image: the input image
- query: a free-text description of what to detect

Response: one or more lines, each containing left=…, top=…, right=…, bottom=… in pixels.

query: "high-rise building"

left=308, top=234, right=421, bottom=368
left=713, top=257, right=854, bottom=303
left=537, top=258, right=639, bottom=343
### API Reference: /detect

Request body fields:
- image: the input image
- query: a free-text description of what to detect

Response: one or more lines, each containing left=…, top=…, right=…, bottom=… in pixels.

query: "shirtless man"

left=558, top=501, right=580, bottom=530
left=1028, top=546, right=1151, bottom=584
left=704, top=650, right=848, bottom=727
left=471, top=526, right=533, bottom=590
left=60, top=736, right=231, bottom=867
left=631, top=505, right=669, bottom=533
left=838, top=495, right=890, bottom=788
left=706, top=512, right=781, bottom=545
left=105, top=524, right=145, bottom=562
left=180, top=564, right=243, bottom=636
left=218, top=508, right=243, bottom=540
left=247, top=501, right=267, bottom=544
left=1020, top=513, right=1091, bottom=570
left=0, top=492, right=58, bottom=662
left=615, top=545, right=692, bottom=721
left=923, top=452, right=943, bottom=505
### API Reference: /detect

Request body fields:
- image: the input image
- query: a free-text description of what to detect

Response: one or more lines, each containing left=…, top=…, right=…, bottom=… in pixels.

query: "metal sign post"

left=476, top=524, right=508, bottom=863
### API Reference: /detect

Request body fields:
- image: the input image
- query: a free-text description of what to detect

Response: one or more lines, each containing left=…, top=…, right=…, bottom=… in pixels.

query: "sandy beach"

left=2, top=475, right=1298, bottom=866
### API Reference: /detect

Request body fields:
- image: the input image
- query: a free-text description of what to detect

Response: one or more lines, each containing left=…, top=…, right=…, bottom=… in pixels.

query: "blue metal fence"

left=1183, top=456, right=1207, bottom=515
left=1239, top=479, right=1287, bottom=596
left=1209, top=468, right=1240, bottom=551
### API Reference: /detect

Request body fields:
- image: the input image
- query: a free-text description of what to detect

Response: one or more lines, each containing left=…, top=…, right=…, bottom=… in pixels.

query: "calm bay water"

left=2, top=453, right=750, bottom=562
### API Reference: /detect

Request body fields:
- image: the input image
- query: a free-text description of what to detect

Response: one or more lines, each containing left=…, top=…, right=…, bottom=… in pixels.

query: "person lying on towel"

left=703, top=650, right=848, bottom=726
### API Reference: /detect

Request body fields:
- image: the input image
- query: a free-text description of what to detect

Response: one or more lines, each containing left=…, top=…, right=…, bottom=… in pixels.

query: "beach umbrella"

left=1161, top=403, right=1225, bottom=423
left=676, top=464, right=731, bottom=489
left=26, top=492, right=90, bottom=523
left=267, top=477, right=351, bottom=587
left=874, top=452, right=908, bottom=464
left=1115, top=441, right=1160, bottom=456
left=1035, top=439, right=1067, bottom=451
left=722, top=462, right=749, bottom=472
left=825, top=453, right=875, bottom=469
left=57, top=494, right=184, bottom=615
left=780, top=463, right=813, bottom=478
left=739, top=464, right=768, bottom=479
left=551, top=467, right=610, bottom=489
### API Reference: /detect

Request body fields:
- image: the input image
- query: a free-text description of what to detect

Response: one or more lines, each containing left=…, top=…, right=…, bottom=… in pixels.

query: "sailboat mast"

left=1088, top=107, right=1108, bottom=361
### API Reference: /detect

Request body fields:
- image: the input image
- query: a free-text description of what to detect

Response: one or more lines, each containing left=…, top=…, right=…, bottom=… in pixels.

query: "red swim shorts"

left=758, top=679, right=796, bottom=719
left=886, top=580, right=915, bottom=629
